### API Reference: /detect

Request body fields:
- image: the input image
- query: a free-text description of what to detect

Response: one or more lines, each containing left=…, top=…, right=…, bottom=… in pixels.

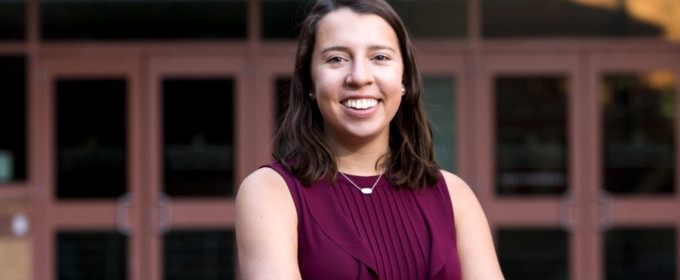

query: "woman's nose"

left=345, top=59, right=374, bottom=87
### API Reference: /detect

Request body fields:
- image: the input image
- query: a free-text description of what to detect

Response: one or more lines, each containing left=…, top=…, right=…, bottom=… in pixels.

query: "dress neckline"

left=337, top=172, right=385, bottom=187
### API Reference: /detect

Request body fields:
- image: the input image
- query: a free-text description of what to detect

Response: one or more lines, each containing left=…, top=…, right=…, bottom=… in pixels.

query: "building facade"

left=0, top=0, right=679, bottom=279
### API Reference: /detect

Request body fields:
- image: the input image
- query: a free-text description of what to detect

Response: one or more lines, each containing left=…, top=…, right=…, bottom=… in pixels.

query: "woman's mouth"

left=341, top=98, right=379, bottom=110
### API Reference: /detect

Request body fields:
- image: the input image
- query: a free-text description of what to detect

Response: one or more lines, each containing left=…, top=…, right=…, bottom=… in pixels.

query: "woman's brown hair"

left=273, top=0, right=441, bottom=190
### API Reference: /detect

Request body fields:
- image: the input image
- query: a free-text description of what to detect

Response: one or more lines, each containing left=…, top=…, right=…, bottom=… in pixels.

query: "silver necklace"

left=339, top=172, right=383, bottom=195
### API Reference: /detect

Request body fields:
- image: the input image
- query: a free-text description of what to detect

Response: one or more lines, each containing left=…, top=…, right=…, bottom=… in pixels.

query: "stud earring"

left=309, top=92, right=313, bottom=98
left=401, top=87, right=405, bottom=94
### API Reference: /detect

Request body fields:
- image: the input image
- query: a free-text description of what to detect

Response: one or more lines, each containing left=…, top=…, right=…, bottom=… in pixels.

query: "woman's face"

left=310, top=8, right=404, bottom=145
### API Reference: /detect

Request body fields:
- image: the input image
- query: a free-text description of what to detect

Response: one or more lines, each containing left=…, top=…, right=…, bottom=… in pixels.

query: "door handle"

left=560, top=191, right=574, bottom=233
left=116, top=193, right=132, bottom=236
left=158, top=193, right=172, bottom=235
left=598, top=190, right=612, bottom=232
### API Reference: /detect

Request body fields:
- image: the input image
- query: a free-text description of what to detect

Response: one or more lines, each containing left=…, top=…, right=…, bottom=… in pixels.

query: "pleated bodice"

left=264, top=162, right=461, bottom=280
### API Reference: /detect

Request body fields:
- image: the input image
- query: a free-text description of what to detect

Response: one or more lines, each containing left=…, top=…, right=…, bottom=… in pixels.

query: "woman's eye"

left=374, top=55, right=389, bottom=61
left=327, top=57, right=343, bottom=63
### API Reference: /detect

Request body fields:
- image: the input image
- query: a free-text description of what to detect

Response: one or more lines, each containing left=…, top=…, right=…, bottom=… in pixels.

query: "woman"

left=236, top=0, right=504, bottom=279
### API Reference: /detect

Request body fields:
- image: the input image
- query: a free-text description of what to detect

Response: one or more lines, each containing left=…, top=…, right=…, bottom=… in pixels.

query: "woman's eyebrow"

left=320, top=46, right=350, bottom=54
left=320, top=45, right=397, bottom=54
left=368, top=45, right=397, bottom=52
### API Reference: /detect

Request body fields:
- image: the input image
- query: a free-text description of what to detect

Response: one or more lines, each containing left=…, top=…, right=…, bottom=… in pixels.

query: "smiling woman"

left=235, top=0, right=504, bottom=279
left=311, top=9, right=404, bottom=145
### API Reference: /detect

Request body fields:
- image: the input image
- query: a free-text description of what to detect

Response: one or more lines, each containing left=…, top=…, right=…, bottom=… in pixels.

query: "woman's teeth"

left=342, top=99, right=379, bottom=109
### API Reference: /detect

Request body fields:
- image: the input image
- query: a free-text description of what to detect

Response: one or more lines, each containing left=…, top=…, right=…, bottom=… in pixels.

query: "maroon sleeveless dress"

left=264, top=162, right=462, bottom=280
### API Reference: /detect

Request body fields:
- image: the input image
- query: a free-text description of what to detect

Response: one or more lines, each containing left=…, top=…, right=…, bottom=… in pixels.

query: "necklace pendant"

left=339, top=172, right=381, bottom=195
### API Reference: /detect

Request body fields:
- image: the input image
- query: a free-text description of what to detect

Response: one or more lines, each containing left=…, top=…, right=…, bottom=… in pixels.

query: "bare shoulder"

left=236, top=167, right=301, bottom=279
left=440, top=170, right=505, bottom=279
left=440, top=170, right=477, bottom=211
left=238, top=167, right=289, bottom=196
left=439, top=170, right=484, bottom=234
left=235, top=167, right=297, bottom=233
left=440, top=170, right=467, bottom=191
left=439, top=169, right=483, bottom=231
left=236, top=167, right=298, bottom=228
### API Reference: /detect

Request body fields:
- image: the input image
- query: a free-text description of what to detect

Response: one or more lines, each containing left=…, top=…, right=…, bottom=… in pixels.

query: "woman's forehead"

left=314, top=9, right=399, bottom=52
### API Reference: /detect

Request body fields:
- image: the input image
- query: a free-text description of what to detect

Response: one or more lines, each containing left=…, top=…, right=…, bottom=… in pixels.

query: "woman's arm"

left=235, top=168, right=302, bottom=280
left=442, top=171, right=505, bottom=279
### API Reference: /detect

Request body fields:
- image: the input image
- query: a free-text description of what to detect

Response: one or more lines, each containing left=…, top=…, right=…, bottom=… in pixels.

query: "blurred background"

left=0, top=0, right=679, bottom=279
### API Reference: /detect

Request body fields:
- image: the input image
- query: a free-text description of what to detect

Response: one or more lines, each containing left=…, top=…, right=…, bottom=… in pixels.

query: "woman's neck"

left=337, top=151, right=387, bottom=176
left=326, top=132, right=389, bottom=176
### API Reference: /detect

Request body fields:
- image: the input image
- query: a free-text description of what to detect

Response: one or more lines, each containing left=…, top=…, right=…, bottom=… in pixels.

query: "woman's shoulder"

left=236, top=162, right=297, bottom=207
left=440, top=170, right=472, bottom=195
left=244, top=160, right=296, bottom=184
left=438, top=172, right=505, bottom=278
left=236, top=165, right=297, bottom=235
left=235, top=165, right=301, bottom=279
left=439, top=170, right=480, bottom=218
left=237, top=164, right=295, bottom=213
left=241, top=166, right=288, bottom=191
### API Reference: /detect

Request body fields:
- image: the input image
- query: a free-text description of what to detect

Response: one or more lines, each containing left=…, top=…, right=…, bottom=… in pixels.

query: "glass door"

left=475, top=53, right=586, bottom=279
left=36, top=55, right=145, bottom=280
left=587, top=52, right=680, bottom=280
left=259, top=49, right=296, bottom=141
left=417, top=53, right=468, bottom=177
left=147, top=55, right=251, bottom=280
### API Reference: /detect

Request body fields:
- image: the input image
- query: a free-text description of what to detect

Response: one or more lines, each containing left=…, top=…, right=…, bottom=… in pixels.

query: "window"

left=0, top=0, right=25, bottom=40
left=0, top=56, right=27, bottom=184
left=41, top=0, right=247, bottom=40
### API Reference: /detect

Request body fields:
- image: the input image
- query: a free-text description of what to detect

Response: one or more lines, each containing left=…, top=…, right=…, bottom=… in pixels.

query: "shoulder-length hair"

left=273, top=0, right=440, bottom=190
